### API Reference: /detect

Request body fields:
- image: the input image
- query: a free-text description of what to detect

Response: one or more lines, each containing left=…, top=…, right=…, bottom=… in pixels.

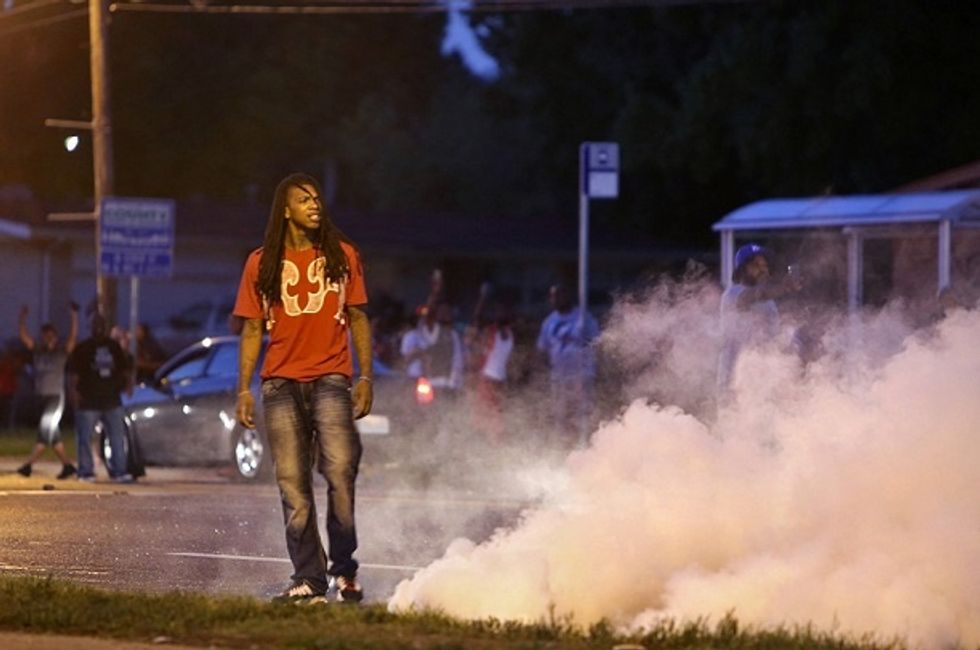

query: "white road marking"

left=166, top=551, right=425, bottom=572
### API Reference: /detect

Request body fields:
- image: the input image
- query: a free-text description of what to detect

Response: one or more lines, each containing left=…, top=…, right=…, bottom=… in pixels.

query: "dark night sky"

left=1, top=13, right=90, bottom=197
left=3, top=1, right=979, bottom=249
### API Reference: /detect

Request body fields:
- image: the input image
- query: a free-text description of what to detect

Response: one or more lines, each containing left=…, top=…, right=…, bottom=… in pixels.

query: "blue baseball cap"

left=734, top=243, right=769, bottom=272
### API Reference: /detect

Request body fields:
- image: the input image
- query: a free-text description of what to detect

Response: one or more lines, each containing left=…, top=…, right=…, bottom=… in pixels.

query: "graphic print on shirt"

left=281, top=257, right=340, bottom=316
left=93, top=345, right=115, bottom=379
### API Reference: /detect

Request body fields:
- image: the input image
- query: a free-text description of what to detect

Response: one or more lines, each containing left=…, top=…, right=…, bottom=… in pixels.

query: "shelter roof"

left=713, top=190, right=980, bottom=232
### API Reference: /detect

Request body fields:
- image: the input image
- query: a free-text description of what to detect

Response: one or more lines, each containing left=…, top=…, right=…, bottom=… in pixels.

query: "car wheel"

left=231, top=425, right=270, bottom=482
left=97, top=418, right=145, bottom=478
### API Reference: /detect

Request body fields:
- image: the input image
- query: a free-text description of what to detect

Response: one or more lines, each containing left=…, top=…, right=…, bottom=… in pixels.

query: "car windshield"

left=162, top=347, right=210, bottom=383
left=207, top=341, right=239, bottom=378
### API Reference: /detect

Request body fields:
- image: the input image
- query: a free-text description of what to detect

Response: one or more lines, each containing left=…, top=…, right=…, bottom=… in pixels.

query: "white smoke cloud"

left=388, top=286, right=980, bottom=647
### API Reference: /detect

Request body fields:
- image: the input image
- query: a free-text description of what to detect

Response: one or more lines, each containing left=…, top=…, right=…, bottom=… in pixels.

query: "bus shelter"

left=713, top=190, right=980, bottom=311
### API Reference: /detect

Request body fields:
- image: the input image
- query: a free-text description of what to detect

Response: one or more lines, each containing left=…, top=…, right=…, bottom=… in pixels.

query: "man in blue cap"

left=716, top=243, right=802, bottom=399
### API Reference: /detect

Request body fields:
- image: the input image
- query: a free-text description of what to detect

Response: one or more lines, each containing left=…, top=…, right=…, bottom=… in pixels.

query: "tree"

left=4, top=1, right=979, bottom=250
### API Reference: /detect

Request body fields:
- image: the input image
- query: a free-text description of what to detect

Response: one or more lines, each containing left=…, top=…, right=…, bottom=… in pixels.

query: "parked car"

left=120, top=335, right=397, bottom=481
left=150, top=298, right=237, bottom=356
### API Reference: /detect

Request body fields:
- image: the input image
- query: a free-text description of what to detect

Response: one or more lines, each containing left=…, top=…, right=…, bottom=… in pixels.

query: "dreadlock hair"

left=256, top=172, right=357, bottom=307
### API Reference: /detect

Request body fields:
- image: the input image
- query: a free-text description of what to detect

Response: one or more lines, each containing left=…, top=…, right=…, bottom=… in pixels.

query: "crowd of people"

left=0, top=240, right=887, bottom=475
left=0, top=259, right=604, bottom=487
left=365, top=268, right=602, bottom=450
left=6, top=241, right=972, bottom=482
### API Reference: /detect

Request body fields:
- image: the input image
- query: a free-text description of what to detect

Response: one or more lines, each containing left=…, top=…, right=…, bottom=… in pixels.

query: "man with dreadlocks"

left=234, top=173, right=373, bottom=604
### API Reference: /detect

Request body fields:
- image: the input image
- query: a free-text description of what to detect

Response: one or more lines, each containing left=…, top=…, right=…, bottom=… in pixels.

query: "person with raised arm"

left=15, top=302, right=79, bottom=480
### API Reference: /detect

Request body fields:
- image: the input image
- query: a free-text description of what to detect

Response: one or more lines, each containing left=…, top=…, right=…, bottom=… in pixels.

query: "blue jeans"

left=262, top=374, right=362, bottom=591
left=550, top=373, right=595, bottom=447
left=75, top=407, right=127, bottom=478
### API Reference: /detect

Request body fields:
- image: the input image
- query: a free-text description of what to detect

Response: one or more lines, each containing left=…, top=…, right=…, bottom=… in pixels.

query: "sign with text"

left=100, top=197, right=175, bottom=278
left=580, top=141, right=619, bottom=199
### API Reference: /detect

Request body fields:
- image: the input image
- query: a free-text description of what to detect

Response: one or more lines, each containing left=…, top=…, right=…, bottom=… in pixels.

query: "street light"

left=64, top=135, right=80, bottom=152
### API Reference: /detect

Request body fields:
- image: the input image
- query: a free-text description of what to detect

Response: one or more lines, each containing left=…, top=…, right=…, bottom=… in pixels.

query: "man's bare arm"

left=348, top=305, right=374, bottom=419
left=66, top=302, right=79, bottom=353
left=736, top=276, right=803, bottom=310
left=236, top=318, right=263, bottom=428
left=18, top=306, right=34, bottom=351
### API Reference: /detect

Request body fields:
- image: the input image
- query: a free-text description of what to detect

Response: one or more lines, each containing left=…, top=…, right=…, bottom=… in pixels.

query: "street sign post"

left=99, top=196, right=175, bottom=362
left=100, top=197, right=175, bottom=278
left=581, top=142, right=619, bottom=199
left=578, top=142, right=619, bottom=328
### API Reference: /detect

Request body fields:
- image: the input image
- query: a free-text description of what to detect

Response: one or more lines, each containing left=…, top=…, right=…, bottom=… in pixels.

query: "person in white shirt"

left=474, top=302, right=515, bottom=444
left=717, top=243, right=802, bottom=401
left=400, top=302, right=465, bottom=393
left=536, top=284, right=599, bottom=447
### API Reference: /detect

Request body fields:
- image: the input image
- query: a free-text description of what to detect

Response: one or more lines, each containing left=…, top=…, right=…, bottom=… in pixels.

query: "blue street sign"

left=580, top=142, right=619, bottom=199
left=100, top=197, right=175, bottom=278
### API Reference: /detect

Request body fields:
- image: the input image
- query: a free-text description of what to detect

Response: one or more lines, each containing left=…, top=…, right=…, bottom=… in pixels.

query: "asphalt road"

left=0, top=458, right=529, bottom=604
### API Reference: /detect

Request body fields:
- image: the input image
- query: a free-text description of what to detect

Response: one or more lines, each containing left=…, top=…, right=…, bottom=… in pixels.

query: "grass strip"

left=0, top=428, right=78, bottom=458
left=0, top=575, right=902, bottom=649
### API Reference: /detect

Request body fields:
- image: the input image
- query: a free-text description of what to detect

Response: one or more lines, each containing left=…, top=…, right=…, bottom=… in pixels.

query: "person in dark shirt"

left=67, top=313, right=134, bottom=483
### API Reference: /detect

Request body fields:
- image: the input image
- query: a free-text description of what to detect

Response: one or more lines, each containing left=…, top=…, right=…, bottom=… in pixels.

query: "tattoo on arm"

left=348, top=307, right=373, bottom=378
left=238, top=318, right=263, bottom=393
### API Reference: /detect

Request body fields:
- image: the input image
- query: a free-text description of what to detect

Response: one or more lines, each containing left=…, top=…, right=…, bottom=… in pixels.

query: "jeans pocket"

left=261, top=378, right=288, bottom=398
left=316, top=374, right=351, bottom=392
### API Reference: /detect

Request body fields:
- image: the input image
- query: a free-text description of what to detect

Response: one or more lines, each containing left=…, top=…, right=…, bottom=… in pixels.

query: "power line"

left=0, top=0, right=749, bottom=29
left=108, top=0, right=728, bottom=16
left=110, top=1, right=450, bottom=14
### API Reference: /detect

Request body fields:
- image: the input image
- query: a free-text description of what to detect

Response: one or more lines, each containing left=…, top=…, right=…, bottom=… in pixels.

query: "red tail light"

left=415, top=376, right=434, bottom=405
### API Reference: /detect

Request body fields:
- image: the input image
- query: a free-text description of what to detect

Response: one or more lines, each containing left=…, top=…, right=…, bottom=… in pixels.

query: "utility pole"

left=90, top=0, right=116, bottom=323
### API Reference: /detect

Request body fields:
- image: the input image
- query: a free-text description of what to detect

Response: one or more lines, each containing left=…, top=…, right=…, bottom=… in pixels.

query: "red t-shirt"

left=233, top=243, right=367, bottom=381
